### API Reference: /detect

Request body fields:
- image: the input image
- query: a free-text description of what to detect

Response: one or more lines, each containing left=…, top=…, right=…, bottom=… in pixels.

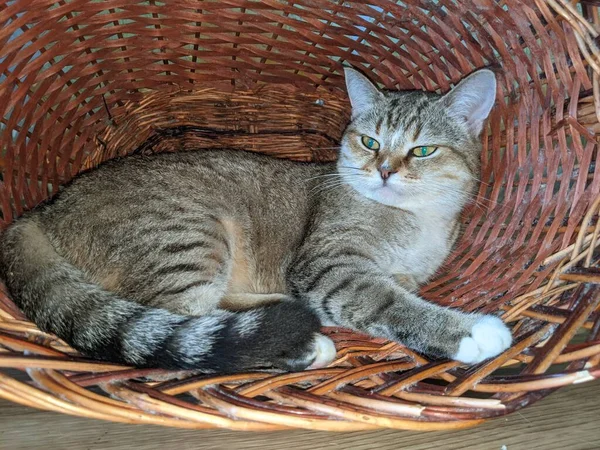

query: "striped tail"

left=0, top=219, right=332, bottom=372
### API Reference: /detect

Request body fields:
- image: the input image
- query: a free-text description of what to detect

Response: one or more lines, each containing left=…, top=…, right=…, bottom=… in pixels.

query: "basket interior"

left=1, top=1, right=597, bottom=313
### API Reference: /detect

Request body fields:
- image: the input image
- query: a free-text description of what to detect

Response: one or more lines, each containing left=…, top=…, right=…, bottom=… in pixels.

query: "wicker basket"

left=1, top=0, right=599, bottom=431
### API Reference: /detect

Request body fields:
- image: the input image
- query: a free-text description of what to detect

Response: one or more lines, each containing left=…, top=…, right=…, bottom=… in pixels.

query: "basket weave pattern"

left=0, top=0, right=599, bottom=430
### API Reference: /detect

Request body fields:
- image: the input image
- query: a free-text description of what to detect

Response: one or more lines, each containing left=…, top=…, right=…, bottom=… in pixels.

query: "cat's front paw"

left=453, top=315, right=512, bottom=364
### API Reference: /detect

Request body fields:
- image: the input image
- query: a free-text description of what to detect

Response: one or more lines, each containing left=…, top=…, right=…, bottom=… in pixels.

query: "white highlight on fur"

left=176, top=314, right=228, bottom=365
left=442, top=69, right=497, bottom=136
left=122, top=309, right=183, bottom=364
left=453, top=315, right=512, bottom=364
left=307, top=334, right=337, bottom=369
left=283, top=333, right=336, bottom=370
left=233, top=310, right=262, bottom=338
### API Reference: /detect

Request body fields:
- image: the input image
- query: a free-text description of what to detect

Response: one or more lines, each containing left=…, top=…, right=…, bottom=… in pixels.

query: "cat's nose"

left=379, top=168, right=396, bottom=180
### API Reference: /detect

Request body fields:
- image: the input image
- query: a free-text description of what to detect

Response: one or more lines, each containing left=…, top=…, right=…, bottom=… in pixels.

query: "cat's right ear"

left=344, top=67, right=383, bottom=118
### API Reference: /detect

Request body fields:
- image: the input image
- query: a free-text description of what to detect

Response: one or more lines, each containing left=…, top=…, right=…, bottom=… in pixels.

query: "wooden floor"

left=0, top=381, right=598, bottom=450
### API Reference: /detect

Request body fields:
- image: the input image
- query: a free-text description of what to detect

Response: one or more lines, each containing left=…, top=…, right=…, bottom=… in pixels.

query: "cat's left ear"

left=442, top=69, right=497, bottom=136
left=344, top=67, right=384, bottom=118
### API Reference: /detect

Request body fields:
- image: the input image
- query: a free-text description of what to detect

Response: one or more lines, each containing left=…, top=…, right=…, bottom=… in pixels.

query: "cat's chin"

left=359, top=185, right=408, bottom=209
left=359, top=185, right=442, bottom=211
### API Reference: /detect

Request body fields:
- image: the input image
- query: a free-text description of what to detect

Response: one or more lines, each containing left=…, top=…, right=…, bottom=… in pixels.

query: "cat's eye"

left=360, top=135, right=380, bottom=151
left=411, top=146, right=438, bottom=158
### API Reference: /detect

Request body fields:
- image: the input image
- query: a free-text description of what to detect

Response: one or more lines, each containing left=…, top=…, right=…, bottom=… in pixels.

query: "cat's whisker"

left=338, top=165, right=365, bottom=171
left=311, top=178, right=353, bottom=189
left=309, top=178, right=359, bottom=195
left=304, top=173, right=343, bottom=182
left=425, top=181, right=497, bottom=202
left=420, top=183, right=499, bottom=212
left=464, top=173, right=492, bottom=187
left=310, top=180, right=340, bottom=191
left=304, top=169, right=363, bottom=182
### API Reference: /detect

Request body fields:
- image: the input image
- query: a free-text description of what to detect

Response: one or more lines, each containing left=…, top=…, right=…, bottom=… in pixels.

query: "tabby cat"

left=0, top=68, right=511, bottom=373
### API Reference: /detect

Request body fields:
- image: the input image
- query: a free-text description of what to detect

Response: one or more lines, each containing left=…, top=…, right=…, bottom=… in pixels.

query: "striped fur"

left=0, top=219, right=323, bottom=371
left=0, top=68, right=511, bottom=372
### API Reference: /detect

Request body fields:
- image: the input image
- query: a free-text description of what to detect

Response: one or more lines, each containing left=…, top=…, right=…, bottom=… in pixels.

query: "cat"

left=0, top=67, right=511, bottom=373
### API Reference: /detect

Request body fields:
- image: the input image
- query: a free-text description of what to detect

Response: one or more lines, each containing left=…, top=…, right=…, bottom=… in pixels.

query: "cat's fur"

left=0, top=68, right=511, bottom=372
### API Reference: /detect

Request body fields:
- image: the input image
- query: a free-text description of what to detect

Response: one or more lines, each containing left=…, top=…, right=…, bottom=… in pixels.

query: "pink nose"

left=379, top=168, right=395, bottom=180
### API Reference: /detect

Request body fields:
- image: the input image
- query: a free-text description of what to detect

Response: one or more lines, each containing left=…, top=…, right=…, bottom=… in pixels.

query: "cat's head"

left=339, top=67, right=496, bottom=213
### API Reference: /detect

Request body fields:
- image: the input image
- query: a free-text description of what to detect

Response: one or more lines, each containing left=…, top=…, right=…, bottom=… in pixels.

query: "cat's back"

left=24, top=149, right=330, bottom=290
left=61, top=149, right=311, bottom=194
left=40, top=149, right=324, bottom=217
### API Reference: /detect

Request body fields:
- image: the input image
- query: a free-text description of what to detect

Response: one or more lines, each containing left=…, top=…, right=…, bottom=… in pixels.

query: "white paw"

left=307, top=334, right=337, bottom=369
left=453, top=315, right=512, bottom=364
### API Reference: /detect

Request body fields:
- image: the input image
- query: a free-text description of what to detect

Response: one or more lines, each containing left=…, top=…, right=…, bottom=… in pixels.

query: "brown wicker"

left=0, top=0, right=599, bottom=431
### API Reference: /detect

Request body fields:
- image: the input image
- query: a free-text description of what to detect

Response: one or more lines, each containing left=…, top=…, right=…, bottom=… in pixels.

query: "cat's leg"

left=105, top=212, right=236, bottom=317
left=290, top=251, right=511, bottom=364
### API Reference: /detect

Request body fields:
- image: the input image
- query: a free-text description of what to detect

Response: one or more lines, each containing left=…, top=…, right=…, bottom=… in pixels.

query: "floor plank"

left=0, top=381, right=598, bottom=450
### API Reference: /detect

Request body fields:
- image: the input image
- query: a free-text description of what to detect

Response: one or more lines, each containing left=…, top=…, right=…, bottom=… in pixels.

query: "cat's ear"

left=344, top=67, right=383, bottom=117
left=442, top=69, right=497, bottom=136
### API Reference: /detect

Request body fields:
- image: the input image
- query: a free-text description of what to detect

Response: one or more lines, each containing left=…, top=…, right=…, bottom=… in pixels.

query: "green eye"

left=360, top=135, right=380, bottom=151
left=411, top=146, right=438, bottom=157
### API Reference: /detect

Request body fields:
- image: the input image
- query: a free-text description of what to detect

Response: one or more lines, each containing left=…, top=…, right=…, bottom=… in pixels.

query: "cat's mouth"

left=344, top=174, right=416, bottom=208
left=365, top=181, right=406, bottom=202
left=371, top=177, right=405, bottom=193
left=375, top=184, right=402, bottom=198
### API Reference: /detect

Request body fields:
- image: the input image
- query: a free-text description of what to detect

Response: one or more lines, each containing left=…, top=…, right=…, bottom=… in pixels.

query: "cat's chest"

left=379, top=219, right=455, bottom=282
